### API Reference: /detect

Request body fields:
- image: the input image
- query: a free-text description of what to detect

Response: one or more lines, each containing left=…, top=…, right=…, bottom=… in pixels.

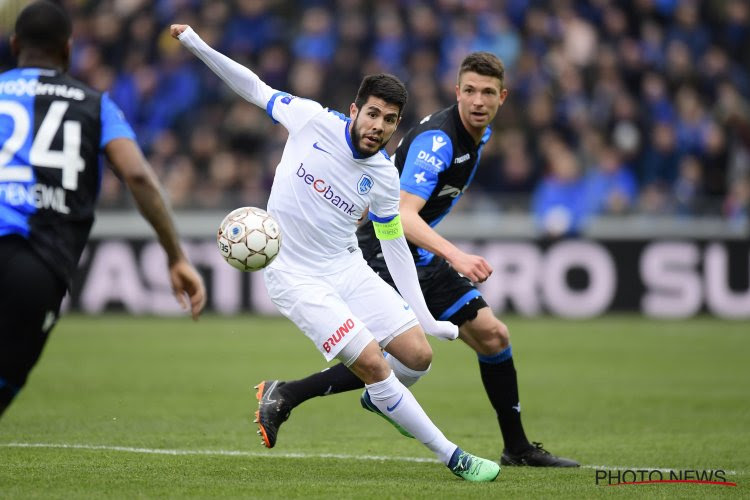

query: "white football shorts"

left=263, top=259, right=419, bottom=362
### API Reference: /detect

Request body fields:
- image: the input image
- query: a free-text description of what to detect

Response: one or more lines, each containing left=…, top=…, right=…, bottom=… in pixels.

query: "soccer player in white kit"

left=172, top=25, right=500, bottom=482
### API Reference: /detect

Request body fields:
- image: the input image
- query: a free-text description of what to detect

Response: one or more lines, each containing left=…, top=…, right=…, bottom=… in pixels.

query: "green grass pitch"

left=1, top=314, right=747, bottom=498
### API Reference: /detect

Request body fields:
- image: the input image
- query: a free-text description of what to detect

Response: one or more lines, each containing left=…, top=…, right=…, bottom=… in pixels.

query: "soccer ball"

left=217, top=207, right=282, bottom=271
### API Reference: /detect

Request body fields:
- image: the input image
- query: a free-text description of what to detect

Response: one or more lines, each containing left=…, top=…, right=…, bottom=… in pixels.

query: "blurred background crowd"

left=1, top=0, right=749, bottom=235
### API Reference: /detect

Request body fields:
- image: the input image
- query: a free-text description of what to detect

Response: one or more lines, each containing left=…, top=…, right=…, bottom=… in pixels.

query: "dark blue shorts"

left=0, top=234, right=66, bottom=392
left=366, top=254, right=488, bottom=327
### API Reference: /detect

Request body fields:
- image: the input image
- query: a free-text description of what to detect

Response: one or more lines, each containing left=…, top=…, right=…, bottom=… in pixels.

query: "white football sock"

left=366, top=371, right=457, bottom=464
left=384, top=352, right=430, bottom=388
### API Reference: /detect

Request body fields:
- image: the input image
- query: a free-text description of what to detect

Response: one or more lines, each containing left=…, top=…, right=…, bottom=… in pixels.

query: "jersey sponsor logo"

left=0, top=182, right=70, bottom=213
left=432, top=135, right=448, bottom=152
left=415, top=150, right=444, bottom=171
left=0, top=78, right=85, bottom=101
left=296, top=163, right=358, bottom=217
left=454, top=153, right=471, bottom=164
left=322, top=318, right=355, bottom=353
left=279, top=95, right=296, bottom=105
left=438, top=184, right=465, bottom=198
left=413, top=172, right=427, bottom=184
left=357, top=174, right=373, bottom=194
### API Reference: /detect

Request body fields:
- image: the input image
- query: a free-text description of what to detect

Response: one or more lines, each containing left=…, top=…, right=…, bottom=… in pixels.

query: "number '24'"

left=0, top=99, right=85, bottom=190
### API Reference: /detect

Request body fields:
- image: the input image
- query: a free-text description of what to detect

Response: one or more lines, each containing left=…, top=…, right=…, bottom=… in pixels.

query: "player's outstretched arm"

left=105, top=138, right=206, bottom=320
left=373, top=215, right=458, bottom=341
left=170, top=24, right=275, bottom=110
left=400, top=191, right=493, bottom=283
left=171, top=25, right=322, bottom=135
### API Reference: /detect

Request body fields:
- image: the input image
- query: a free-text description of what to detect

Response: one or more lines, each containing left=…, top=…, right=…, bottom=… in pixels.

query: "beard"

left=350, top=115, right=389, bottom=157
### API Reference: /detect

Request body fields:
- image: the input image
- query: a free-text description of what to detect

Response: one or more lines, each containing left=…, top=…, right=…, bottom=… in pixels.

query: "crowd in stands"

left=1, top=0, right=749, bottom=235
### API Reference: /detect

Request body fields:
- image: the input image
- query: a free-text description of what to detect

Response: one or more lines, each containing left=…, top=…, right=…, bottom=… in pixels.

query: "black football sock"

left=279, top=362, right=364, bottom=408
left=478, top=346, right=531, bottom=454
left=0, top=377, right=19, bottom=418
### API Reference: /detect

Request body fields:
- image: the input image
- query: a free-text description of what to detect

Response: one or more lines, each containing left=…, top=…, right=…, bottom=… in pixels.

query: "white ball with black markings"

left=217, top=207, right=282, bottom=271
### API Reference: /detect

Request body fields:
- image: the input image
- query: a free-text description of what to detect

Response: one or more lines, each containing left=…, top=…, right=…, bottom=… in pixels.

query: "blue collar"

left=344, top=119, right=365, bottom=160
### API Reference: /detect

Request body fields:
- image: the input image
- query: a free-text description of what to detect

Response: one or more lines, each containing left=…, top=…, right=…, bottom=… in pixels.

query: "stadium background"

left=1, top=2, right=748, bottom=497
left=1, top=0, right=748, bottom=318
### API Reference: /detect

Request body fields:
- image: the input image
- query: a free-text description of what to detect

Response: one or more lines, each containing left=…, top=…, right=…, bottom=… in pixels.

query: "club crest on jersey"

left=432, top=135, right=448, bottom=152
left=357, top=174, right=374, bottom=194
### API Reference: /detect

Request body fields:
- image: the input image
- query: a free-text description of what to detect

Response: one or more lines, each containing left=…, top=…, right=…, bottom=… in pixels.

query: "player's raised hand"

left=446, top=249, right=493, bottom=283
left=170, top=24, right=189, bottom=39
left=169, top=259, right=206, bottom=321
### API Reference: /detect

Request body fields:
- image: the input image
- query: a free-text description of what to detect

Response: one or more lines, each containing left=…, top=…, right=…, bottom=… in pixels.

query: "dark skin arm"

left=104, top=138, right=206, bottom=319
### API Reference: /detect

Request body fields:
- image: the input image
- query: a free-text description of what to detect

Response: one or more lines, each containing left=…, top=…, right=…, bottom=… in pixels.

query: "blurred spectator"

left=222, top=0, right=281, bottom=55
left=641, top=121, right=681, bottom=186
left=293, top=6, right=335, bottom=63
left=0, top=0, right=744, bottom=226
left=674, top=86, right=713, bottom=156
left=673, top=155, right=705, bottom=215
left=666, top=0, right=710, bottom=58
left=584, top=144, right=638, bottom=215
left=723, top=176, right=750, bottom=230
left=532, top=138, right=588, bottom=237
left=638, top=182, right=673, bottom=215
left=474, top=129, right=538, bottom=211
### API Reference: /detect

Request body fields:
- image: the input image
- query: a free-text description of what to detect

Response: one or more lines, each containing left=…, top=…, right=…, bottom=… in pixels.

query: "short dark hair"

left=14, top=1, right=72, bottom=52
left=458, top=52, right=505, bottom=89
left=354, top=74, right=408, bottom=116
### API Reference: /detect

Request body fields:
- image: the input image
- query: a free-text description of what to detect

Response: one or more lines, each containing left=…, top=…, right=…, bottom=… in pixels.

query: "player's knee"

left=344, top=341, right=391, bottom=384
left=496, top=320, right=511, bottom=347
left=355, top=356, right=391, bottom=383
left=409, top=344, right=432, bottom=372
left=386, top=327, right=433, bottom=371
left=474, top=319, right=509, bottom=354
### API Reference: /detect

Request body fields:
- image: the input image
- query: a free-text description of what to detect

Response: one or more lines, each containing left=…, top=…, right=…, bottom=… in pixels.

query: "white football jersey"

left=264, top=94, right=401, bottom=275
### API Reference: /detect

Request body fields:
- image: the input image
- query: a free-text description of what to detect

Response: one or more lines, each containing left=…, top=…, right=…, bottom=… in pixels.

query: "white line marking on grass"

left=0, top=443, right=739, bottom=475
left=0, top=442, right=438, bottom=463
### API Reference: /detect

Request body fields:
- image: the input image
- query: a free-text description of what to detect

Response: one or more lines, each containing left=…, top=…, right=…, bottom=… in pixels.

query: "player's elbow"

left=121, top=162, right=159, bottom=192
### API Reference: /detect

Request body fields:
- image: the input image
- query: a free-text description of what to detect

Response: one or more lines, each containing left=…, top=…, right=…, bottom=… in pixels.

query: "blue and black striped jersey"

left=358, top=104, right=491, bottom=265
left=0, top=67, right=135, bottom=286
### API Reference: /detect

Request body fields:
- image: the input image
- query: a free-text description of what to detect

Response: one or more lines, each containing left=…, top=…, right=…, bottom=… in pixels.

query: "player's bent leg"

left=253, top=316, right=375, bottom=449
left=253, top=364, right=364, bottom=448
left=358, top=325, right=433, bottom=438
left=458, top=307, right=509, bottom=356
left=382, top=324, right=432, bottom=387
left=348, top=344, right=499, bottom=482
left=0, top=237, right=64, bottom=418
left=341, top=335, right=414, bottom=438
left=460, top=307, right=579, bottom=467
left=384, top=353, right=429, bottom=388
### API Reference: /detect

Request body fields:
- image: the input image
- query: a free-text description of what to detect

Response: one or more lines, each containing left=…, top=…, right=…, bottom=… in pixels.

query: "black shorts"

left=367, top=254, right=488, bottom=327
left=0, top=235, right=66, bottom=392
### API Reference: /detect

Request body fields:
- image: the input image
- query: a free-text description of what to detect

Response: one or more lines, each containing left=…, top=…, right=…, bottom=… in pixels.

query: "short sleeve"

left=266, top=92, right=324, bottom=135
left=99, top=93, right=136, bottom=148
left=399, top=130, right=453, bottom=200
left=368, top=168, right=401, bottom=221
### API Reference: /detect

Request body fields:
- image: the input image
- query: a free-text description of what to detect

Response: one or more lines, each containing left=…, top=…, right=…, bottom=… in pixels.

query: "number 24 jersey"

left=0, top=67, right=135, bottom=286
